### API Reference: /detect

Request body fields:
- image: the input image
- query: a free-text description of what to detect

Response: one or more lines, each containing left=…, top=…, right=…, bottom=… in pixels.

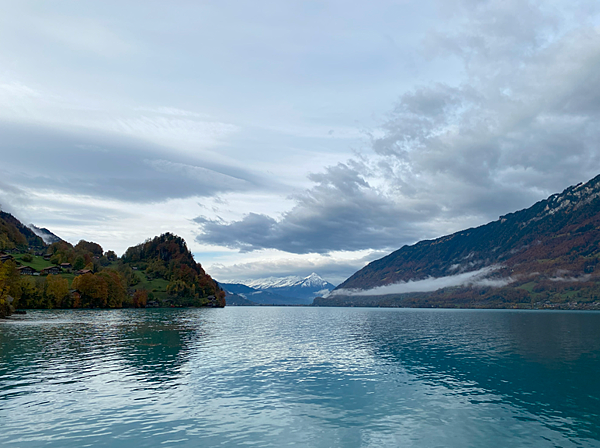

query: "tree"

left=72, top=273, right=108, bottom=308
left=73, top=255, right=86, bottom=271
left=45, top=275, right=69, bottom=308
left=132, top=289, right=148, bottom=308
left=0, top=261, right=22, bottom=316
left=0, top=262, right=11, bottom=317
left=97, top=270, right=127, bottom=308
left=16, top=276, right=44, bottom=309
left=75, top=240, right=103, bottom=256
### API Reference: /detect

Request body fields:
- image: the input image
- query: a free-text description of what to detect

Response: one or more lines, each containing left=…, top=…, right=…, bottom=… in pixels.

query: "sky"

left=1, top=0, right=600, bottom=285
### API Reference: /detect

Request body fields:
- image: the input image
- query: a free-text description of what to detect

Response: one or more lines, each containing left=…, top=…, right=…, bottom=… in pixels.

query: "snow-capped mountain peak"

left=245, top=275, right=303, bottom=289
left=246, top=273, right=330, bottom=289
left=233, top=273, right=336, bottom=304
left=299, top=273, right=330, bottom=288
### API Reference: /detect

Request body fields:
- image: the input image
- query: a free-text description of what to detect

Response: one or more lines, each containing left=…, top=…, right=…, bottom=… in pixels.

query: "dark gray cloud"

left=196, top=0, right=600, bottom=255
left=196, top=162, right=431, bottom=253
left=0, top=121, right=272, bottom=202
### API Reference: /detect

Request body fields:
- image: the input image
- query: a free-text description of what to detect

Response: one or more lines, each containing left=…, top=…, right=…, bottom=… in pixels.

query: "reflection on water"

left=1, top=308, right=599, bottom=447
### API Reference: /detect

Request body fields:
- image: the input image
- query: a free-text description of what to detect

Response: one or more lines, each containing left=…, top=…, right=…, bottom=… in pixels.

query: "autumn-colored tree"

left=0, top=262, right=11, bottom=317
left=132, top=289, right=148, bottom=308
left=97, top=270, right=127, bottom=308
left=75, top=240, right=103, bottom=256
left=45, top=275, right=69, bottom=308
left=72, top=273, right=108, bottom=308
left=15, top=276, right=44, bottom=308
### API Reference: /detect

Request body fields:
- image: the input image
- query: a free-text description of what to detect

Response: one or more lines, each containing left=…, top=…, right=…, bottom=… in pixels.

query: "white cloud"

left=204, top=249, right=387, bottom=285
left=331, top=265, right=512, bottom=296
left=108, top=116, right=239, bottom=150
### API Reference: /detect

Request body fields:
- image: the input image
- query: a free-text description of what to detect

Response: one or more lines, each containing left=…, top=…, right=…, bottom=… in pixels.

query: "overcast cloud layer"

left=1, top=0, right=600, bottom=284
left=196, top=0, right=600, bottom=259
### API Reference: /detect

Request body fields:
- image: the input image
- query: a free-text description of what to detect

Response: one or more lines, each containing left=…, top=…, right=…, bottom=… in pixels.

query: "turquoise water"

left=1, top=308, right=599, bottom=447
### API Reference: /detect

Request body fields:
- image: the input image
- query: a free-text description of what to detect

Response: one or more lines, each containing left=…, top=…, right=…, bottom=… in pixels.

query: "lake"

left=1, top=307, right=599, bottom=447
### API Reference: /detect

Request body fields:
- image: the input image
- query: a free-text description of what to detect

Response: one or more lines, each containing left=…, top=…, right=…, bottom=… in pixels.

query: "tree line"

left=1, top=233, right=225, bottom=317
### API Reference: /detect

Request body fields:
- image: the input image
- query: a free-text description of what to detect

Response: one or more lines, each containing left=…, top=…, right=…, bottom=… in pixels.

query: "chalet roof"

left=17, top=265, right=36, bottom=271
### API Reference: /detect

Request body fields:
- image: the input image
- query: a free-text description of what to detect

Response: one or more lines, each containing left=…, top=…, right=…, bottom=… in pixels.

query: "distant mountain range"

left=221, top=273, right=336, bottom=305
left=315, top=174, right=600, bottom=310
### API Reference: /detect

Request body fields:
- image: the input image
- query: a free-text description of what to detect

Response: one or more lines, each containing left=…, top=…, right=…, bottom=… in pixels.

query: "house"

left=77, top=269, right=93, bottom=275
left=60, top=263, right=72, bottom=272
left=40, top=266, right=61, bottom=275
left=43, top=254, right=52, bottom=261
left=0, top=254, right=14, bottom=263
left=17, top=266, right=36, bottom=275
left=69, top=289, right=81, bottom=302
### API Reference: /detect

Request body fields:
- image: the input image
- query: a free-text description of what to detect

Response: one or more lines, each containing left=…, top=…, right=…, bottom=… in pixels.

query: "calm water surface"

left=1, top=307, right=599, bottom=447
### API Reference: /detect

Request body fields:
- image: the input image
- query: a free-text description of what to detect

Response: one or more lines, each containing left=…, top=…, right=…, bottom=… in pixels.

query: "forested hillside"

left=122, top=233, right=225, bottom=307
left=0, top=211, right=45, bottom=250
left=0, top=213, right=225, bottom=317
left=317, top=174, right=600, bottom=309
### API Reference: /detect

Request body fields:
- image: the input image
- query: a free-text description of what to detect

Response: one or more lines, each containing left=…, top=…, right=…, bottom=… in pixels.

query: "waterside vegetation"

left=0, top=215, right=225, bottom=318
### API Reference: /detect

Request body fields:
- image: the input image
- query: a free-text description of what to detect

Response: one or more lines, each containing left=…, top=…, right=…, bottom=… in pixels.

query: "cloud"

left=0, top=181, right=31, bottom=217
left=106, top=115, right=239, bottom=150
left=205, top=249, right=388, bottom=285
left=196, top=0, right=600, bottom=255
left=196, top=162, right=431, bottom=253
left=0, top=121, right=266, bottom=202
left=331, top=265, right=512, bottom=296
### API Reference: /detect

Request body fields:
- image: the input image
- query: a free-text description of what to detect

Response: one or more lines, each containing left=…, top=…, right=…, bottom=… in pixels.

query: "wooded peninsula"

left=0, top=211, right=225, bottom=318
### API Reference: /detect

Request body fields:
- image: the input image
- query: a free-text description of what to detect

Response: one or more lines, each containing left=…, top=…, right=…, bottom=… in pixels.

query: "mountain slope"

left=0, top=211, right=46, bottom=250
left=317, top=174, right=600, bottom=309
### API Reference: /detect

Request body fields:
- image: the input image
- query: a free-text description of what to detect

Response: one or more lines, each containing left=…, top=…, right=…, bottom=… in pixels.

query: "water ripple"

left=1, top=308, right=600, bottom=447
